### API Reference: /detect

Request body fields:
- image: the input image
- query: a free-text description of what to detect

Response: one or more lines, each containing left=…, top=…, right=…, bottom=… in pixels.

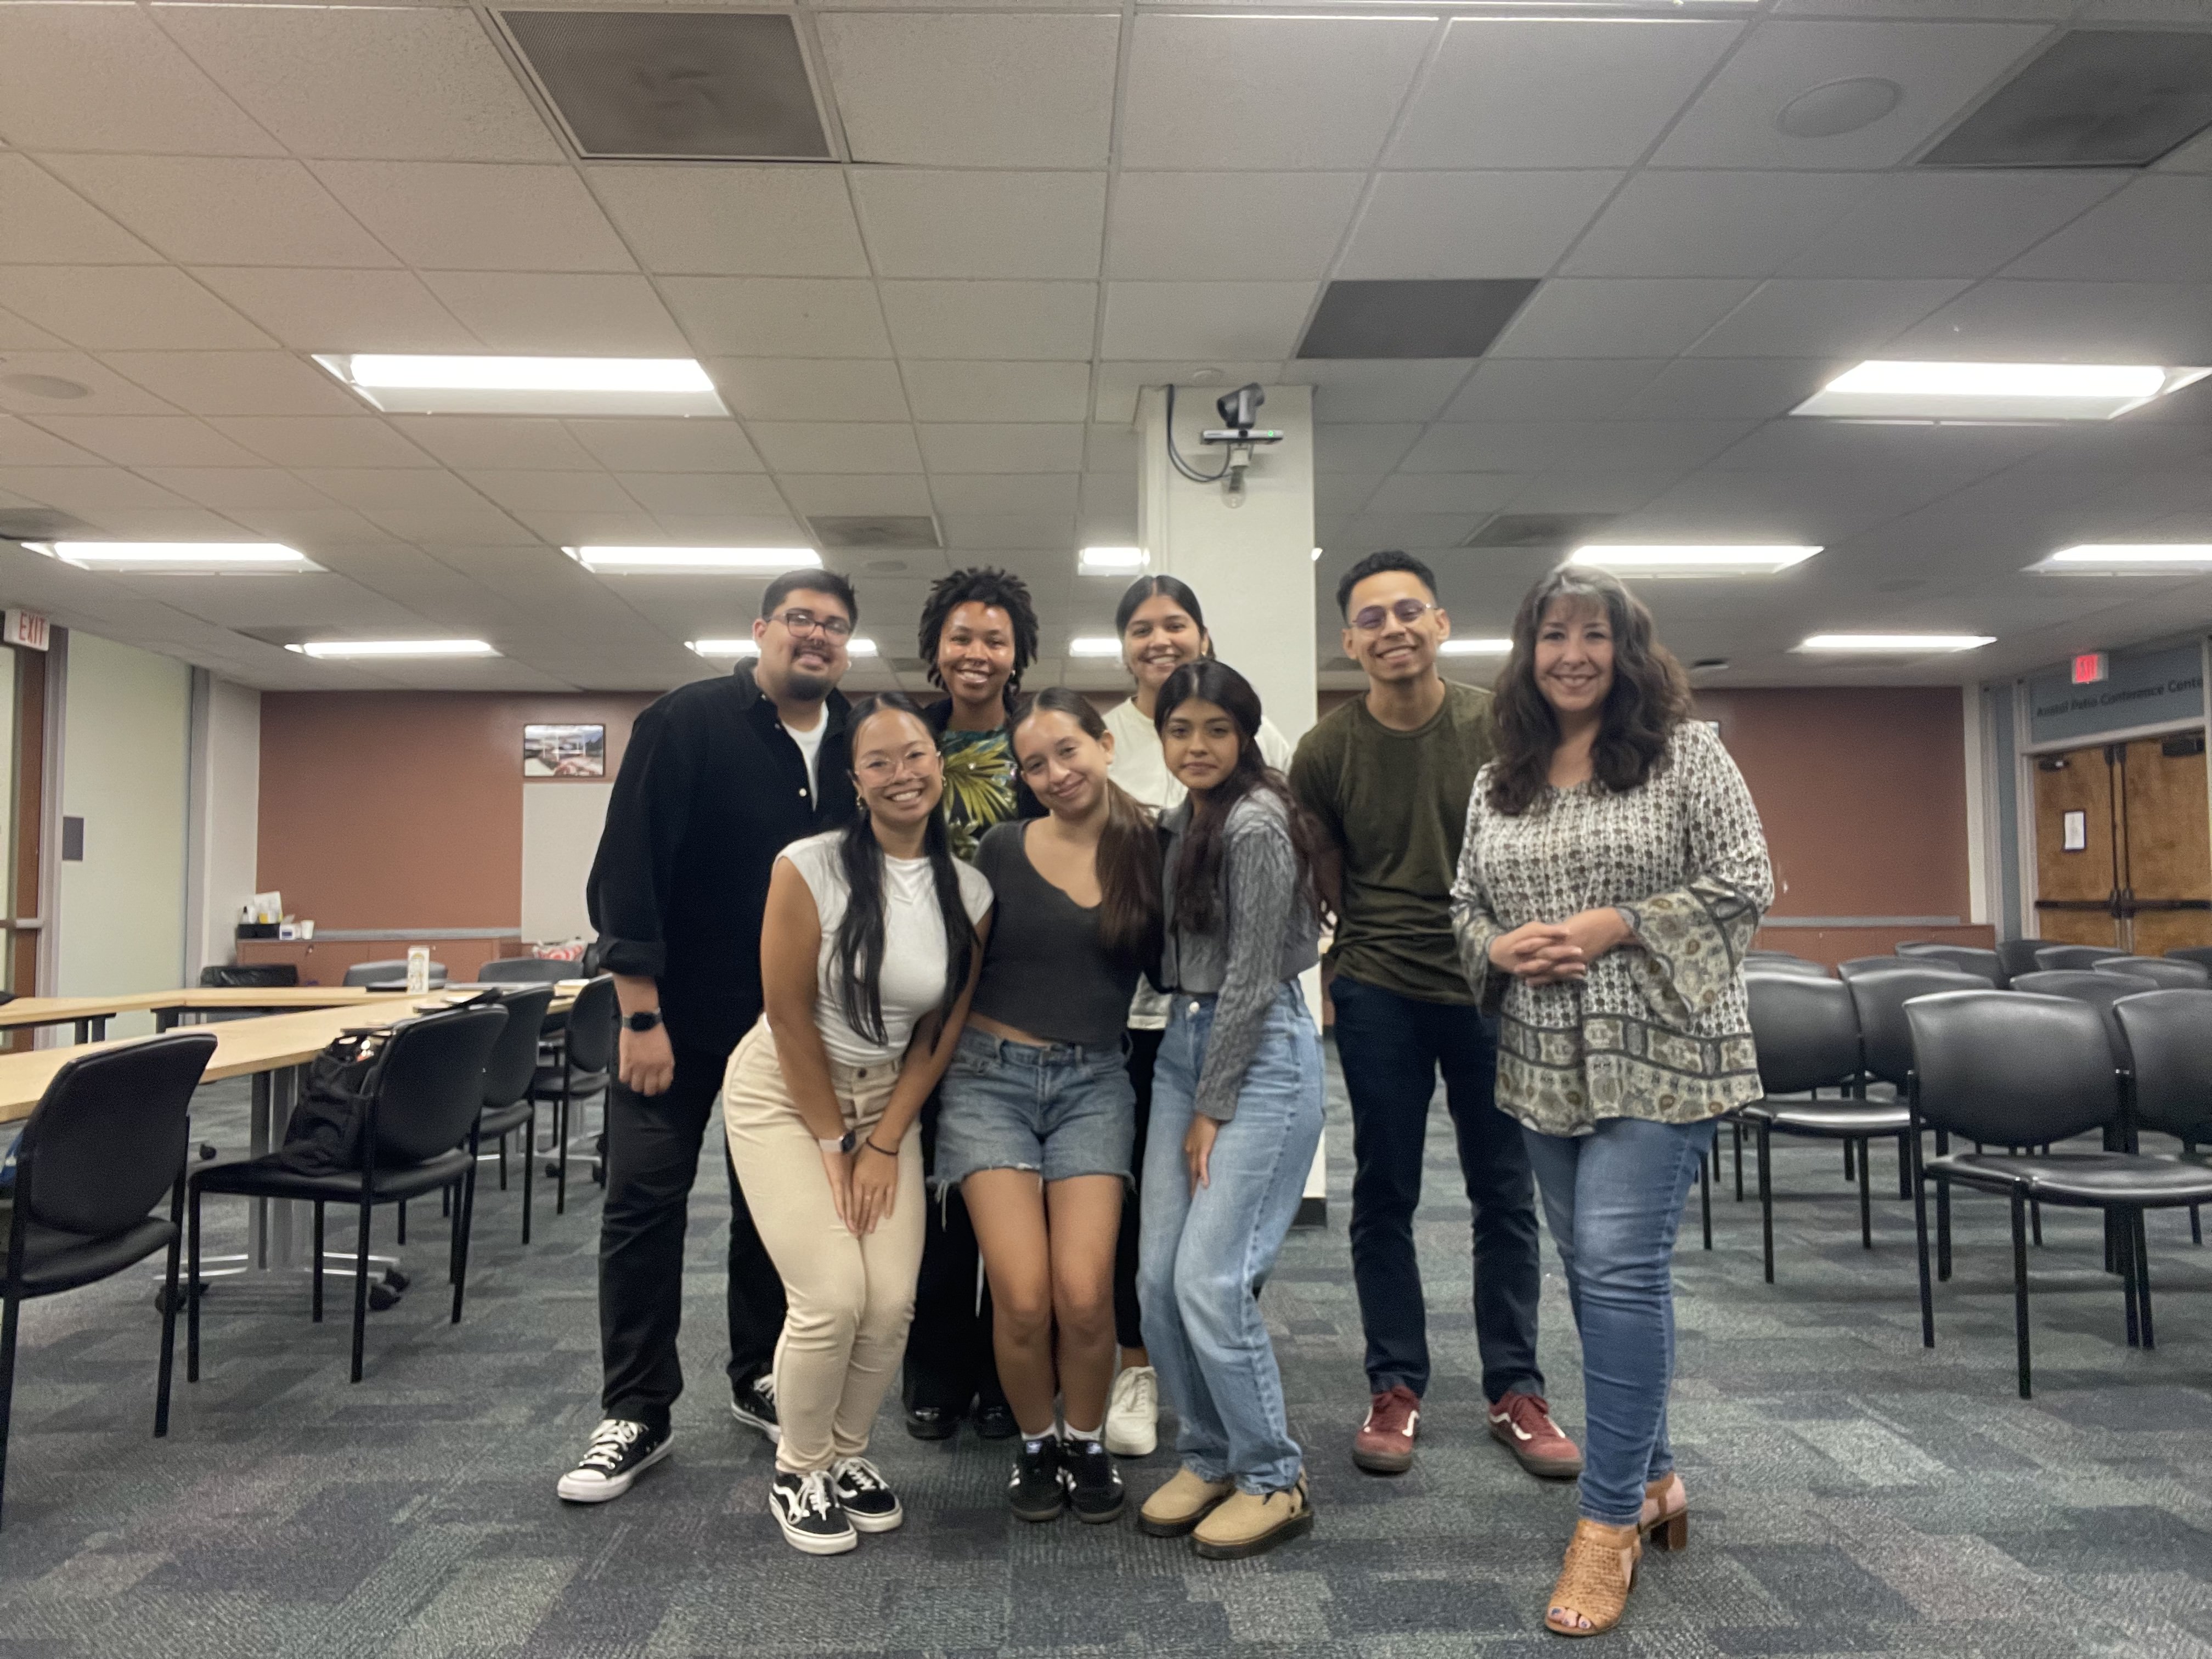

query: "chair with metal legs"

left=1893, top=943, right=2004, bottom=985
left=474, top=985, right=556, bottom=1244
left=2112, top=990, right=2212, bottom=1252
left=532, top=974, right=614, bottom=1214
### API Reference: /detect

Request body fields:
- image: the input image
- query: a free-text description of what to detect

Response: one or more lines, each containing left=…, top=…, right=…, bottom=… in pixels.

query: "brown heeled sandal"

left=1544, top=1517, right=1642, bottom=1638
left=1638, top=1474, right=1688, bottom=1551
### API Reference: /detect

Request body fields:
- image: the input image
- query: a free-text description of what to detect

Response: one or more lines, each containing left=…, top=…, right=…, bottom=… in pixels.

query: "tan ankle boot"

left=1138, top=1468, right=1234, bottom=1538
left=1639, top=1474, right=1688, bottom=1551
left=1544, top=1517, right=1642, bottom=1637
left=1192, top=1472, right=1314, bottom=1561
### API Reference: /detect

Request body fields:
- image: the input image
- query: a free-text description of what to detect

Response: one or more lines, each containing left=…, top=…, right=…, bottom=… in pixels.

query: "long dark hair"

left=918, top=566, right=1039, bottom=713
left=1486, top=566, right=1692, bottom=817
left=1154, top=661, right=1328, bottom=935
left=1114, top=573, right=1214, bottom=657
left=1011, top=687, right=1163, bottom=972
left=835, top=692, right=977, bottom=1044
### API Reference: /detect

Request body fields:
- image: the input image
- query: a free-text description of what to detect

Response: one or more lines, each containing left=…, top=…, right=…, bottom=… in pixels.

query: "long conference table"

left=0, top=984, right=430, bottom=1045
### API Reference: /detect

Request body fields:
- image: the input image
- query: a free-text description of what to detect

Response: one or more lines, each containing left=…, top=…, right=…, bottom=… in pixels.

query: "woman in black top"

left=936, top=689, right=1164, bottom=1525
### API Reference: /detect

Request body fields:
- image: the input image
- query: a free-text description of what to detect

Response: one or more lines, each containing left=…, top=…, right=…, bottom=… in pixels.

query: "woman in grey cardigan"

left=1452, top=567, right=1772, bottom=1638
left=1133, top=660, right=1327, bottom=1562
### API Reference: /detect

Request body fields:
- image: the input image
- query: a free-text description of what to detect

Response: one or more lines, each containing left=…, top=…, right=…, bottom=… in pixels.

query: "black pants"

left=1113, top=1025, right=1165, bottom=1351
left=599, top=1041, right=786, bottom=1431
left=903, top=1090, right=1006, bottom=1414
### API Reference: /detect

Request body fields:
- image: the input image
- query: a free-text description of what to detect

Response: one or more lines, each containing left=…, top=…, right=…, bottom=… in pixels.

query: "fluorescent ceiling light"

left=2032, top=543, right=2212, bottom=573
left=287, top=639, right=499, bottom=659
left=1797, top=634, right=1994, bottom=653
left=690, top=635, right=874, bottom=656
left=1439, top=639, right=1513, bottom=656
left=1069, top=636, right=1123, bottom=657
left=567, top=546, right=820, bottom=574
left=30, top=540, right=321, bottom=573
left=1078, top=546, right=1146, bottom=577
left=1793, top=360, right=2207, bottom=422
left=1568, top=545, right=1819, bottom=577
left=315, top=354, right=727, bottom=416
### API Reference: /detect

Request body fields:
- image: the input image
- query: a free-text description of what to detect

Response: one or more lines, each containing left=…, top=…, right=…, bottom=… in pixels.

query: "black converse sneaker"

left=556, top=1418, right=673, bottom=1503
left=1008, top=1434, right=1067, bottom=1523
left=830, top=1455, right=904, bottom=1533
left=770, top=1469, right=857, bottom=1556
left=730, top=1370, right=780, bottom=1444
left=1062, top=1434, right=1126, bottom=1524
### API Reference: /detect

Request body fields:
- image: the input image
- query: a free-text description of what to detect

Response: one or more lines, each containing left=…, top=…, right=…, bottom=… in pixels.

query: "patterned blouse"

left=1449, top=720, right=1773, bottom=1138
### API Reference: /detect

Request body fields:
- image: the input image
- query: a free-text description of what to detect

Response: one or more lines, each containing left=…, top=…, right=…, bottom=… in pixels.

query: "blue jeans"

left=1139, top=985, right=1325, bottom=1494
left=1331, top=974, right=1544, bottom=1402
left=1522, top=1116, right=1716, bottom=1526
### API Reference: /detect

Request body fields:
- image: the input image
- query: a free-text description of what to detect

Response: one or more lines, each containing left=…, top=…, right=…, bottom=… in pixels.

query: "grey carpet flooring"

left=1, top=1045, right=2208, bottom=1656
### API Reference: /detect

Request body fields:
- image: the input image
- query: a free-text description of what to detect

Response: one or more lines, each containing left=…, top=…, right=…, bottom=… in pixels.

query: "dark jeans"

left=1114, top=1025, right=1165, bottom=1351
left=599, top=1041, right=786, bottom=1431
left=1333, top=973, right=1544, bottom=1403
left=903, top=1090, right=1006, bottom=1414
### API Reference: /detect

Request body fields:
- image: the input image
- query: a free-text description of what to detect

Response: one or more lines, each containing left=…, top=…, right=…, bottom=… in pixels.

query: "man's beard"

left=782, top=663, right=833, bottom=703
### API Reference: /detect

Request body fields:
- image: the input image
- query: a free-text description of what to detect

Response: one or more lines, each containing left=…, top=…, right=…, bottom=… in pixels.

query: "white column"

left=1135, top=383, right=1329, bottom=1217
left=185, top=670, right=261, bottom=979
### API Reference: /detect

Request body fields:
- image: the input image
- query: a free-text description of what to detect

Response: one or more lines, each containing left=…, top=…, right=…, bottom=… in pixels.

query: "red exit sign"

left=2072, top=652, right=2109, bottom=685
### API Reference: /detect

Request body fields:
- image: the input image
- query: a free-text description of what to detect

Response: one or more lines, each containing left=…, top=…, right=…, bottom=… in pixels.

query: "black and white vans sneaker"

left=731, top=1370, right=781, bottom=1444
left=1062, top=1435, right=1126, bottom=1524
left=1008, top=1435, right=1067, bottom=1523
left=770, top=1469, right=857, bottom=1556
left=830, top=1455, right=904, bottom=1533
left=556, top=1418, right=673, bottom=1504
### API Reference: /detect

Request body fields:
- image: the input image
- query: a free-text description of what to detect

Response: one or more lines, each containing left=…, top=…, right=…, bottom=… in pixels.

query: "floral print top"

left=1449, top=720, right=1773, bottom=1138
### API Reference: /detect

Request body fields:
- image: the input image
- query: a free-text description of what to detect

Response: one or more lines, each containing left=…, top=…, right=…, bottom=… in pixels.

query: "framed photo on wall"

left=524, top=723, right=606, bottom=778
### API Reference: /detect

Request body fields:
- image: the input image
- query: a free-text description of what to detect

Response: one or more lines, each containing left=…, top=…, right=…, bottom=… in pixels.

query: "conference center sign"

left=2029, top=641, right=2207, bottom=747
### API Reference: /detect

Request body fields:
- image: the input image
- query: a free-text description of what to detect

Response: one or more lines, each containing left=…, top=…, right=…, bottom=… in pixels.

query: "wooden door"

left=2120, top=733, right=2212, bottom=955
left=2033, top=744, right=2121, bottom=947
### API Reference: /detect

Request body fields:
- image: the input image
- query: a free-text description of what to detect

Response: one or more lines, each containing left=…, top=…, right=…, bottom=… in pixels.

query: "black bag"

left=276, top=990, right=505, bottom=1175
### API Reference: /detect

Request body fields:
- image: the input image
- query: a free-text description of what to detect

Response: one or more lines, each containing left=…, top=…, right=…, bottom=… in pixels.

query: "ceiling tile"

left=0, top=268, right=273, bottom=352
left=312, top=162, right=635, bottom=273
left=1686, top=278, right=1970, bottom=357
left=361, top=505, right=537, bottom=545
left=658, top=278, right=891, bottom=358
left=1315, top=472, right=1384, bottom=515
left=904, top=361, right=1091, bottom=424
left=388, top=417, right=592, bottom=472
left=1561, top=172, right=1877, bottom=279
left=1386, top=18, right=1742, bottom=170
left=464, top=471, right=641, bottom=515
left=819, top=13, right=1119, bottom=168
left=936, top=512, right=1076, bottom=551
left=0, top=417, right=103, bottom=467
left=1091, top=362, right=1277, bottom=425
left=0, top=157, right=160, bottom=265
left=1879, top=280, right=2212, bottom=362
left=918, top=424, right=1086, bottom=474
left=1650, top=19, right=2054, bottom=170
left=213, top=506, right=387, bottom=544
left=1402, top=419, right=1753, bottom=475
left=1442, top=359, right=1664, bottom=421
left=1339, top=172, right=1621, bottom=280
left=589, top=166, right=870, bottom=277
left=749, top=422, right=924, bottom=475
left=710, top=359, right=912, bottom=422
left=1364, top=473, right=1521, bottom=515
left=1619, top=358, right=1836, bottom=421
left=1782, top=171, right=2128, bottom=278
left=643, top=513, right=806, bottom=548
left=154, top=5, right=561, bottom=162
left=1121, top=16, right=1432, bottom=171
left=851, top=172, right=1108, bottom=281
left=190, top=268, right=480, bottom=353
left=1487, top=279, right=1759, bottom=358
left=0, top=465, right=195, bottom=515
left=929, top=473, right=1078, bottom=516
left=1107, top=173, right=1363, bottom=282
left=777, top=474, right=935, bottom=516
left=418, top=272, right=689, bottom=354
left=1502, top=472, right=1692, bottom=516
left=0, top=7, right=281, bottom=156
left=211, top=417, right=437, bottom=470
left=1312, top=424, right=1423, bottom=472
left=295, top=467, right=494, bottom=512
left=882, top=282, right=1097, bottom=361
left=42, top=155, right=394, bottom=269
left=0, top=311, right=70, bottom=353
left=2001, top=177, right=2212, bottom=283
left=1101, top=283, right=1316, bottom=362
left=1083, top=425, right=1137, bottom=472
left=105, top=352, right=362, bottom=417
left=565, top=418, right=765, bottom=474
left=1291, top=360, right=1475, bottom=424
left=135, top=466, right=340, bottom=512
left=1334, top=512, right=1481, bottom=551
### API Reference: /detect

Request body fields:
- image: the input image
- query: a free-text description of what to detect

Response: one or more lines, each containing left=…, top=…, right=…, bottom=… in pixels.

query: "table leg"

left=90, top=1015, right=108, bottom=1041
left=73, top=1018, right=90, bottom=1043
left=271, top=1065, right=298, bottom=1267
left=248, top=1071, right=273, bottom=1268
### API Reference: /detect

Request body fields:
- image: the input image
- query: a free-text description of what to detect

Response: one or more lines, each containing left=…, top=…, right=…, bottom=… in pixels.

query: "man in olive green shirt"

left=1291, top=551, right=1578, bottom=1483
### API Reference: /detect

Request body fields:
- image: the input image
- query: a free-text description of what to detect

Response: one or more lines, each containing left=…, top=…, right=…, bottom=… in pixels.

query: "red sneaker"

left=1352, top=1385, right=1420, bottom=1474
left=1487, top=1390, right=1584, bottom=1480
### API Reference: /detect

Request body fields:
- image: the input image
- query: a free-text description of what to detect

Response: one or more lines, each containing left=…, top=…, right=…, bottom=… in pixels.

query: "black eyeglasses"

left=770, top=608, right=854, bottom=641
left=1350, top=598, right=1438, bottom=633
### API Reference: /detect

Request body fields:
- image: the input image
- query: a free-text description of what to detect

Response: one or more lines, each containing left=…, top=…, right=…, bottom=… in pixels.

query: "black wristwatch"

left=816, top=1130, right=856, bottom=1155
left=624, top=1009, right=664, bottom=1033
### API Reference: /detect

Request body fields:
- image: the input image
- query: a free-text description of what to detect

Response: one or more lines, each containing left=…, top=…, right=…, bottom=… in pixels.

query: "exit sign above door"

left=2073, top=652, right=2109, bottom=685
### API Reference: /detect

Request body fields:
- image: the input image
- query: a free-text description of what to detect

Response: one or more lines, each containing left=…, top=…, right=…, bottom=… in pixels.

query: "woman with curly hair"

left=1449, top=566, right=1772, bottom=1638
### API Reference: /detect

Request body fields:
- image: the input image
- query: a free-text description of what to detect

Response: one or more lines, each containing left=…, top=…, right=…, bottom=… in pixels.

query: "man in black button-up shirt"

left=558, top=569, right=860, bottom=1504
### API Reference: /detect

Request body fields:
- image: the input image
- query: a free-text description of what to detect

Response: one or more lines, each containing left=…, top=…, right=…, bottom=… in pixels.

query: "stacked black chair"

left=1742, top=955, right=1829, bottom=977
left=0, top=1032, right=216, bottom=1526
left=2164, top=945, right=2212, bottom=973
left=2094, top=955, right=2210, bottom=990
left=475, top=984, right=556, bottom=1243
left=1893, top=943, right=2004, bottom=985
left=190, top=1004, right=507, bottom=1384
left=2010, top=969, right=2157, bottom=1062
left=477, top=957, right=569, bottom=985
left=2033, top=944, right=2128, bottom=973
left=343, top=959, right=448, bottom=989
left=533, top=974, right=615, bottom=1213
left=1906, top=990, right=2212, bottom=1397
left=2112, top=989, right=2212, bottom=1249
left=1995, top=939, right=2052, bottom=984
left=199, top=964, right=300, bottom=989
left=1837, top=956, right=1909, bottom=980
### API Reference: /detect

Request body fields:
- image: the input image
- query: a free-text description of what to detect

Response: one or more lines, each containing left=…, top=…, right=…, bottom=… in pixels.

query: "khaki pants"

left=723, top=1018, right=924, bottom=1475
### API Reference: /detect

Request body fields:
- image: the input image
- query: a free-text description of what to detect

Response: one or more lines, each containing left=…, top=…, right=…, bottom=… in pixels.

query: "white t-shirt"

left=783, top=713, right=827, bottom=800
left=779, top=830, right=994, bottom=1067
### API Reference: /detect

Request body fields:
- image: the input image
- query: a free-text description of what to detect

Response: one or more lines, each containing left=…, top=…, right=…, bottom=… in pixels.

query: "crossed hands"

left=1487, top=909, right=1632, bottom=986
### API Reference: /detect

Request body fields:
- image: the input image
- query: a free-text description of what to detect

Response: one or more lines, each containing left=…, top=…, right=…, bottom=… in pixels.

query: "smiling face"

left=850, top=707, right=944, bottom=834
left=1121, top=592, right=1208, bottom=693
left=752, top=584, right=853, bottom=702
left=1160, top=696, right=1244, bottom=795
left=935, top=601, right=1017, bottom=716
left=1013, top=708, right=1114, bottom=821
left=1533, top=595, right=1616, bottom=720
left=1342, top=568, right=1449, bottom=689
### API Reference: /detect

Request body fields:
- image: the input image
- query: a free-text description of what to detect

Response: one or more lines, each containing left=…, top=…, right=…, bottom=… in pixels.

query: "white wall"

left=185, top=670, right=261, bottom=977
left=58, top=633, right=191, bottom=1034
left=521, top=780, right=610, bottom=944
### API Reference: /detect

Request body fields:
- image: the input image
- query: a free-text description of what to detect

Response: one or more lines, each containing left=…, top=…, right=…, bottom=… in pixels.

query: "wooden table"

left=0, top=985, right=412, bottom=1043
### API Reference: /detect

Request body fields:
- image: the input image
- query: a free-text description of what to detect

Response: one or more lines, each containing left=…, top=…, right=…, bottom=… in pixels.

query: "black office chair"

left=1837, top=956, right=1911, bottom=981
left=475, top=985, right=555, bottom=1244
left=477, top=957, right=569, bottom=985
left=190, top=1005, right=507, bottom=1384
left=343, top=959, right=448, bottom=989
left=2009, top=969, right=2157, bottom=1063
left=1742, top=956, right=1830, bottom=977
left=2113, top=989, right=2212, bottom=1249
left=1906, top=990, right=2212, bottom=1396
left=1994, top=939, right=2051, bottom=984
left=1893, top=943, right=2004, bottom=985
left=2033, top=944, right=2128, bottom=973
left=2164, top=946, right=2212, bottom=973
left=533, top=975, right=615, bottom=1214
left=1848, top=962, right=1990, bottom=1187
left=199, top=964, right=300, bottom=988
left=2095, top=955, right=2210, bottom=990
left=0, top=1032, right=216, bottom=1526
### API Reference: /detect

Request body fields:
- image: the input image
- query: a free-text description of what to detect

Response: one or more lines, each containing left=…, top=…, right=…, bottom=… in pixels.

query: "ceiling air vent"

left=501, top=10, right=832, bottom=161
left=809, top=516, right=941, bottom=551
left=1463, top=513, right=1613, bottom=552
left=1298, top=280, right=1539, bottom=361
left=1921, top=30, right=2212, bottom=168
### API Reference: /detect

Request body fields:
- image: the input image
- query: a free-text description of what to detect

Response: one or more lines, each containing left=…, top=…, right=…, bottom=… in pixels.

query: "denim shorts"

left=933, top=1026, right=1137, bottom=1191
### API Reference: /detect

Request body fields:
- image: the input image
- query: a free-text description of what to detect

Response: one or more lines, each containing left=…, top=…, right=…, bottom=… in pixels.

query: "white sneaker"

left=1104, top=1364, right=1158, bottom=1457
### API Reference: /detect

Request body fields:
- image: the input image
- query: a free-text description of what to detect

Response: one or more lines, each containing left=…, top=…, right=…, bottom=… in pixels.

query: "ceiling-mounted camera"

left=1194, top=382, right=1284, bottom=506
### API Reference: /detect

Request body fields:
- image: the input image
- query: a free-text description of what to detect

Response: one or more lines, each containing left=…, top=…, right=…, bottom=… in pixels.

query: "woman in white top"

left=1098, top=575, right=1293, bottom=1457
left=724, top=692, right=994, bottom=1557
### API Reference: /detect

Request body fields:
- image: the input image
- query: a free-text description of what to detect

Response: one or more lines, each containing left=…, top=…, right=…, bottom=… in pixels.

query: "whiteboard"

left=521, top=782, right=612, bottom=945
